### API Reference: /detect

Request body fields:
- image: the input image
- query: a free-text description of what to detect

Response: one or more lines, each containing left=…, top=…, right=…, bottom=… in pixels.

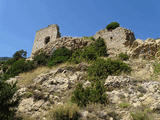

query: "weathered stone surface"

left=128, top=38, right=160, bottom=59
left=31, top=24, right=60, bottom=57
left=32, top=37, right=91, bottom=57
left=16, top=66, right=85, bottom=118
left=94, top=27, right=135, bottom=56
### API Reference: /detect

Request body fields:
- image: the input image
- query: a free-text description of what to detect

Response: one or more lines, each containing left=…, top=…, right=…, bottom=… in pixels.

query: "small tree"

left=106, top=22, right=120, bottom=30
left=13, top=49, right=27, bottom=60
left=0, top=81, right=19, bottom=120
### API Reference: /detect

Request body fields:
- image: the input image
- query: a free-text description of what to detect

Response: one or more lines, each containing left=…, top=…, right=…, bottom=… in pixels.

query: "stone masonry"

left=31, top=24, right=60, bottom=57
left=31, top=25, right=136, bottom=58
left=94, top=27, right=135, bottom=56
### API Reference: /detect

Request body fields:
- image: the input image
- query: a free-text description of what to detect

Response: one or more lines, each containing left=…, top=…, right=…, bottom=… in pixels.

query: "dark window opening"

left=45, top=36, right=50, bottom=45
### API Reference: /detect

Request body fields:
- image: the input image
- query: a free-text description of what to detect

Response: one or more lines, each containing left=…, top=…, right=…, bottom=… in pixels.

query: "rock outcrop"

left=128, top=38, right=160, bottom=59
left=16, top=65, right=86, bottom=119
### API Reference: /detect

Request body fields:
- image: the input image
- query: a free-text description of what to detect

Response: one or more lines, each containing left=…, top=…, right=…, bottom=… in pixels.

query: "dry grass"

left=17, top=63, right=70, bottom=87
left=46, top=103, right=80, bottom=120
left=17, top=66, right=50, bottom=87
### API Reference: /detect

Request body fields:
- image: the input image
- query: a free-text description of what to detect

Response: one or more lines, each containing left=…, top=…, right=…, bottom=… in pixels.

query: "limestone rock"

left=17, top=66, right=85, bottom=118
left=128, top=38, right=160, bottom=59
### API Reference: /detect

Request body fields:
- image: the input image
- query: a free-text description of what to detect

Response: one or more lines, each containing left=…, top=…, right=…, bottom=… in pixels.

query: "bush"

left=5, top=58, right=17, bottom=65
left=6, top=59, right=36, bottom=79
left=131, top=111, right=151, bottom=120
left=48, top=47, right=72, bottom=67
left=69, top=50, right=83, bottom=64
left=153, top=62, right=160, bottom=74
left=87, top=58, right=131, bottom=79
left=118, top=53, right=129, bottom=61
left=81, top=47, right=97, bottom=61
left=71, top=81, right=107, bottom=107
left=13, top=49, right=27, bottom=60
left=47, top=104, right=80, bottom=120
left=89, top=37, right=108, bottom=57
left=1, top=64, right=8, bottom=73
left=119, top=102, right=130, bottom=108
left=106, top=22, right=120, bottom=30
left=0, top=81, right=19, bottom=120
left=69, top=38, right=107, bottom=64
left=34, top=52, right=49, bottom=66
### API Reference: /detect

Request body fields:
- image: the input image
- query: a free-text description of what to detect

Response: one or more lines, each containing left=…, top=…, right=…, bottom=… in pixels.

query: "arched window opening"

left=44, top=36, right=50, bottom=45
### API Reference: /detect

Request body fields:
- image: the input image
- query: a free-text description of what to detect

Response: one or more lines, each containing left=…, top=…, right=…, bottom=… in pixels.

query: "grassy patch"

left=119, top=102, right=130, bottom=108
left=131, top=111, right=152, bottom=120
left=47, top=103, right=80, bottom=120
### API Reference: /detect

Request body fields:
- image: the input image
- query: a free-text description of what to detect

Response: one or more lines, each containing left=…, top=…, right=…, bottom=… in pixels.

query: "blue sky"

left=0, top=0, right=160, bottom=57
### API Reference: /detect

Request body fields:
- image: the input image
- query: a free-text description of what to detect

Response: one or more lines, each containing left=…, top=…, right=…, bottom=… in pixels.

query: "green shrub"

left=118, top=53, right=129, bottom=61
left=69, top=50, right=83, bottom=64
left=34, top=52, right=49, bottom=66
left=5, top=58, right=16, bottom=66
left=69, top=38, right=107, bottom=64
left=83, top=36, right=95, bottom=41
left=153, top=62, right=160, bottom=74
left=119, top=102, right=130, bottom=108
left=89, top=37, right=108, bottom=57
left=81, top=47, right=97, bottom=61
left=47, top=104, right=80, bottom=120
left=0, top=81, right=19, bottom=120
left=6, top=59, right=26, bottom=77
left=13, top=49, right=27, bottom=60
left=48, top=47, right=72, bottom=67
left=106, top=22, right=120, bottom=30
left=6, top=59, right=36, bottom=79
left=131, top=111, right=151, bottom=120
left=87, top=58, right=131, bottom=79
left=71, top=81, right=107, bottom=107
left=1, top=64, right=8, bottom=73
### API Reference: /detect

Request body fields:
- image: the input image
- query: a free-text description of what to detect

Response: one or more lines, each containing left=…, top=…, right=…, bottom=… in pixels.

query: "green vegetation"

left=3, top=59, right=36, bottom=80
left=119, top=102, right=130, bottom=108
left=87, top=58, right=131, bottom=79
left=48, top=47, right=72, bottom=67
left=106, top=22, right=120, bottom=30
left=69, top=37, right=108, bottom=64
left=153, top=62, right=160, bottom=74
left=33, top=52, right=49, bottom=66
left=83, top=36, right=95, bottom=41
left=47, top=104, right=80, bottom=120
left=13, top=49, right=27, bottom=60
left=71, top=81, right=107, bottom=107
left=0, top=81, right=19, bottom=120
left=118, top=53, right=129, bottom=61
left=0, top=50, right=36, bottom=80
left=131, top=111, right=151, bottom=120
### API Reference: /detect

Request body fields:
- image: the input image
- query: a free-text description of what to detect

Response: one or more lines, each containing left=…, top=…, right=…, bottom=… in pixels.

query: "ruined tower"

left=31, top=24, right=60, bottom=56
left=94, top=27, right=135, bottom=56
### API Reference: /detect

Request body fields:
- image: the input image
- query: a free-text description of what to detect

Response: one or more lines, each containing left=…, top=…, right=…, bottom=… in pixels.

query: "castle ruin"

left=31, top=24, right=60, bottom=56
left=31, top=24, right=136, bottom=58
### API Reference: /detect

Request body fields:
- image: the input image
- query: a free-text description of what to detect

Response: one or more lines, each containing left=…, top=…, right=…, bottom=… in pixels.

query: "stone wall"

left=33, top=37, right=92, bottom=56
left=94, top=27, right=135, bottom=56
left=31, top=24, right=60, bottom=57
